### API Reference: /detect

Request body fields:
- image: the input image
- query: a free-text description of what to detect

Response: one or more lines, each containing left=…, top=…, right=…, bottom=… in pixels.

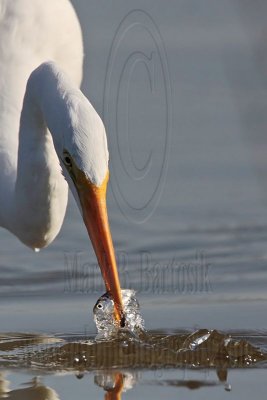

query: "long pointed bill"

left=75, top=171, right=124, bottom=325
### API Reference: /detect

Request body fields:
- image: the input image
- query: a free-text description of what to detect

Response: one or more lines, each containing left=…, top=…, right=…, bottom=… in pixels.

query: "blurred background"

left=1, top=0, right=267, bottom=334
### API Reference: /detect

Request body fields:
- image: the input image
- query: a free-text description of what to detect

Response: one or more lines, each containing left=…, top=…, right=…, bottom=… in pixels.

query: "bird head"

left=33, top=61, right=125, bottom=325
left=59, top=97, right=124, bottom=325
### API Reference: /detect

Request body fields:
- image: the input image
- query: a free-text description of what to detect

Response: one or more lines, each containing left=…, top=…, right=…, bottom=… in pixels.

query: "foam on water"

left=93, top=289, right=145, bottom=338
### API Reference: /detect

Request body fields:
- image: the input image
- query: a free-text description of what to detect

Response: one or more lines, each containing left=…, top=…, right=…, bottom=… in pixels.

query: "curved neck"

left=11, top=64, right=69, bottom=249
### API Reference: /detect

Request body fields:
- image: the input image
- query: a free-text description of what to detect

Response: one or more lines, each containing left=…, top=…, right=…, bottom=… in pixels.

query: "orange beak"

left=75, top=170, right=124, bottom=325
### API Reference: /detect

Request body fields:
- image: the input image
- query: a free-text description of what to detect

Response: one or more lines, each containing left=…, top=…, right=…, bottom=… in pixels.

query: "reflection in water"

left=145, top=370, right=232, bottom=392
left=0, top=373, right=9, bottom=397
left=95, top=373, right=124, bottom=400
left=0, top=329, right=266, bottom=398
left=94, top=369, right=232, bottom=395
left=0, top=374, right=59, bottom=400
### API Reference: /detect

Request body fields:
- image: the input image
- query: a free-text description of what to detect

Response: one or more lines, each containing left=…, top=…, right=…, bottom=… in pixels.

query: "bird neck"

left=11, top=64, right=69, bottom=249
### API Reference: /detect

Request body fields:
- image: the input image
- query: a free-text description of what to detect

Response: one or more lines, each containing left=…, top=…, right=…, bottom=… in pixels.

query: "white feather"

left=0, top=0, right=109, bottom=249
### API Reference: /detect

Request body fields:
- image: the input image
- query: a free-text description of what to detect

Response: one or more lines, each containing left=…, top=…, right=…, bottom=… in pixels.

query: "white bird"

left=0, top=0, right=124, bottom=323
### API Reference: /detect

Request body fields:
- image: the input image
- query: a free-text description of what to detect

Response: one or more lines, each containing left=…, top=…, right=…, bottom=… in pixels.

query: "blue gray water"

left=1, top=0, right=267, bottom=398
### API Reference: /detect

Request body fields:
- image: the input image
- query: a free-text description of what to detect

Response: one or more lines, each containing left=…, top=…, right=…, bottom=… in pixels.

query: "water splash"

left=95, top=371, right=139, bottom=393
left=0, top=330, right=266, bottom=374
left=93, top=289, right=145, bottom=338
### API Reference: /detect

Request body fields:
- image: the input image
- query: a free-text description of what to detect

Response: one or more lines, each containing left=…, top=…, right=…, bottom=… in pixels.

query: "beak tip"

left=120, top=315, right=126, bottom=328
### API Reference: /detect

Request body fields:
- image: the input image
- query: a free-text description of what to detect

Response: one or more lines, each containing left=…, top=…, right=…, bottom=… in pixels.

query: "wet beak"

left=75, top=171, right=124, bottom=324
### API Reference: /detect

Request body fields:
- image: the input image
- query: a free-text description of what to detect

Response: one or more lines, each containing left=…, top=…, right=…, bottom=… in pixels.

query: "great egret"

left=0, top=0, right=124, bottom=323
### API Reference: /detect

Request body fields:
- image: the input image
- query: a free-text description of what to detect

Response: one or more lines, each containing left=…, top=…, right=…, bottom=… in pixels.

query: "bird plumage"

left=0, top=0, right=124, bottom=322
left=0, top=0, right=107, bottom=248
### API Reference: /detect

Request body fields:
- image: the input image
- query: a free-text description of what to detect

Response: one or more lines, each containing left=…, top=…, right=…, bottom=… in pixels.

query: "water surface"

left=1, top=0, right=267, bottom=398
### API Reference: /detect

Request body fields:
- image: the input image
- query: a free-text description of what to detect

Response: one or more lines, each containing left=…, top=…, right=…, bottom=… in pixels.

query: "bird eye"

left=64, top=156, right=71, bottom=165
left=97, top=303, right=103, bottom=309
left=63, top=152, right=72, bottom=168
